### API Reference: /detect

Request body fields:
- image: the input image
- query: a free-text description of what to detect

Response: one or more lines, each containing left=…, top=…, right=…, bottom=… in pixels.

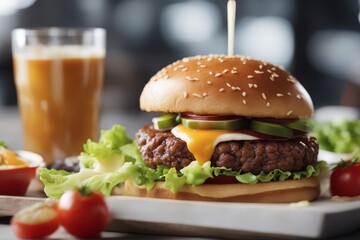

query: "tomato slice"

left=181, top=112, right=241, bottom=121
left=11, top=202, right=59, bottom=239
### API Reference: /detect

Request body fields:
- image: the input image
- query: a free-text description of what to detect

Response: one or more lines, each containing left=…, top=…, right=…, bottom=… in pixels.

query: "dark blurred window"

left=0, top=0, right=359, bottom=110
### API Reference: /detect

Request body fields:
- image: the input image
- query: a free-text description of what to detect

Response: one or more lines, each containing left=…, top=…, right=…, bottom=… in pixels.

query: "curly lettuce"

left=139, top=160, right=328, bottom=193
left=40, top=124, right=328, bottom=199
left=40, top=125, right=139, bottom=199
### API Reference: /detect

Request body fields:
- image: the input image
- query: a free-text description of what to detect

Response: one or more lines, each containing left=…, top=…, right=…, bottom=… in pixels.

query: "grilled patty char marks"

left=136, top=126, right=318, bottom=174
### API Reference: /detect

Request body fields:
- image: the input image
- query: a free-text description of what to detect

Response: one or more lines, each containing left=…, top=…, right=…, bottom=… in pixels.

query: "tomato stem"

left=78, top=186, right=91, bottom=196
left=333, top=157, right=359, bottom=170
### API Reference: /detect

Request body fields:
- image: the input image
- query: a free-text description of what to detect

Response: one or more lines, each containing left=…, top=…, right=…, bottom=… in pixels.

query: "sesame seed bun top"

left=140, top=55, right=314, bottom=119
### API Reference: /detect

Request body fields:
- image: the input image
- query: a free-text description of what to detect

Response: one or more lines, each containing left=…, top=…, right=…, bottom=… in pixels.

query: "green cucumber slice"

left=181, top=118, right=248, bottom=130
left=282, top=120, right=313, bottom=132
left=250, top=120, right=293, bottom=138
left=152, top=114, right=178, bottom=130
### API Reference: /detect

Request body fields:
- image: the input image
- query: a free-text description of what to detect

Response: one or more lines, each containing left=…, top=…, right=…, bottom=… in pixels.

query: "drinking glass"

left=12, top=28, right=106, bottom=165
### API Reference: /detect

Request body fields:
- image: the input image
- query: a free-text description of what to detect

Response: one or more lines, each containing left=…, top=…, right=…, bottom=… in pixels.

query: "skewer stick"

left=227, top=0, right=236, bottom=56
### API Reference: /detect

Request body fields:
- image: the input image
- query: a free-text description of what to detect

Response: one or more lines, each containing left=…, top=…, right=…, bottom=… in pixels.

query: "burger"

left=124, top=55, right=326, bottom=203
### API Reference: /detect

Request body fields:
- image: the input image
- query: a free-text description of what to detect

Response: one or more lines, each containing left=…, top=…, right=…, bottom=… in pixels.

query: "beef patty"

left=136, top=126, right=319, bottom=174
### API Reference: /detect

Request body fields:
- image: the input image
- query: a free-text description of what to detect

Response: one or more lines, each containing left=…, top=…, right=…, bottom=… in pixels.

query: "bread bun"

left=124, top=177, right=320, bottom=203
left=140, top=55, right=313, bottom=119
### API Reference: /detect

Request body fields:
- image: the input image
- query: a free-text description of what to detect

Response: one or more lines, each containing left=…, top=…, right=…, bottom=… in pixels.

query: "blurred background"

left=1, top=0, right=360, bottom=112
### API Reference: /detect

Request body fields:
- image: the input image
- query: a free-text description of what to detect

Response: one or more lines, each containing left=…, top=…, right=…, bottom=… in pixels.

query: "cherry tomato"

left=57, top=189, right=110, bottom=238
left=330, top=159, right=360, bottom=197
left=11, top=202, right=59, bottom=239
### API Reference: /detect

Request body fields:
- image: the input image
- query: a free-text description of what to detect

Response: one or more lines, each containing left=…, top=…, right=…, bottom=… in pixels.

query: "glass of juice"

left=12, top=28, right=106, bottom=165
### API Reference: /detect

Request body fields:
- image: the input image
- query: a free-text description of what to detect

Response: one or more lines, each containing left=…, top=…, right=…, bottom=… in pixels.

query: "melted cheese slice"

left=171, top=124, right=259, bottom=165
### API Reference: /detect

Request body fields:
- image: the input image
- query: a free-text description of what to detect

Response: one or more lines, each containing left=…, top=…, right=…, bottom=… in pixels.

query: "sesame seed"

left=242, top=91, right=247, bottom=97
left=219, top=58, right=224, bottom=63
left=287, top=92, right=292, bottom=96
left=231, top=86, right=237, bottom=91
left=231, top=70, right=238, bottom=74
left=222, top=69, right=229, bottom=74
left=287, top=110, right=293, bottom=116
left=182, top=58, right=190, bottom=62
left=181, top=68, right=188, bottom=72
left=196, top=69, right=200, bottom=72
left=236, top=87, right=241, bottom=90
left=192, top=93, right=203, bottom=98
left=242, top=61, right=246, bottom=64
left=255, top=70, right=264, bottom=74
left=207, top=58, right=212, bottom=62
left=266, top=102, right=270, bottom=107
left=173, top=67, right=178, bottom=71
left=226, top=83, right=232, bottom=88
left=164, top=75, right=169, bottom=79
left=232, top=67, right=238, bottom=70
left=267, top=69, right=272, bottom=73
left=271, top=67, right=276, bottom=71
left=259, top=65, right=263, bottom=69
left=215, top=73, right=222, bottom=77
left=185, top=76, right=199, bottom=81
left=247, top=75, right=254, bottom=79
left=270, top=75, right=275, bottom=81
left=202, top=92, right=208, bottom=97
left=276, top=93, right=284, bottom=97
left=272, top=73, right=279, bottom=78
left=207, top=81, right=212, bottom=85
left=209, top=71, right=213, bottom=75
left=253, top=84, right=258, bottom=88
left=287, top=76, right=296, bottom=83
left=197, top=62, right=202, bottom=65
left=178, top=65, right=184, bottom=68
left=262, top=93, right=267, bottom=100
left=183, top=92, right=188, bottom=98
left=248, top=83, right=253, bottom=88
left=200, top=65, right=206, bottom=68
left=296, top=94, right=302, bottom=99
left=219, top=88, right=225, bottom=92
left=243, top=99, right=247, bottom=105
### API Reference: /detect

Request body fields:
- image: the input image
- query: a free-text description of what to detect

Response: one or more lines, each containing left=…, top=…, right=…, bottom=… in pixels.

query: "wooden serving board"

left=0, top=195, right=44, bottom=216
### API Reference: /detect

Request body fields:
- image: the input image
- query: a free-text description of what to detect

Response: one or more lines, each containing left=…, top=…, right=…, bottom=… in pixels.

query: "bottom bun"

left=123, top=177, right=320, bottom=203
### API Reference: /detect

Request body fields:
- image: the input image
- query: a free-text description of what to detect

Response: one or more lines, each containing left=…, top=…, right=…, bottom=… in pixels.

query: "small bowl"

left=0, top=150, right=44, bottom=196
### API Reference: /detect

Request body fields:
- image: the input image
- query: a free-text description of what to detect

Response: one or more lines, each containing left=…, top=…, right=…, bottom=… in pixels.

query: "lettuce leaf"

left=137, top=160, right=328, bottom=193
left=99, top=125, right=132, bottom=149
left=40, top=162, right=139, bottom=199
left=40, top=124, right=139, bottom=199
